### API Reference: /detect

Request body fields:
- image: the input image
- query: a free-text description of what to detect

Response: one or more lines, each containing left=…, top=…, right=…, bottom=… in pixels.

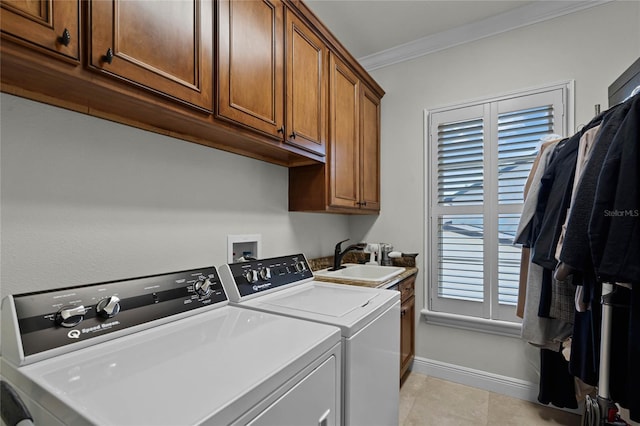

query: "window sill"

left=420, top=309, right=522, bottom=338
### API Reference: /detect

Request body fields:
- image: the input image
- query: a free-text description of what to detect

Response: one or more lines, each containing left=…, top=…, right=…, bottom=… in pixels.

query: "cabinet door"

left=285, top=10, right=327, bottom=157
left=329, top=53, right=360, bottom=209
left=89, top=0, right=213, bottom=111
left=400, top=295, right=415, bottom=380
left=1, top=0, right=79, bottom=61
left=218, top=0, right=284, bottom=137
left=360, top=86, right=381, bottom=211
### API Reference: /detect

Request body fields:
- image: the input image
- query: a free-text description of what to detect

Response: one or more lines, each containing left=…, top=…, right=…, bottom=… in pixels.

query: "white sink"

left=313, top=263, right=405, bottom=283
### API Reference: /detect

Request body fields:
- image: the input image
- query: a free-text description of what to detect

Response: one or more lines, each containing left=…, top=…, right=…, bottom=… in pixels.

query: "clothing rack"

left=581, top=65, right=640, bottom=426
left=516, top=59, right=639, bottom=426
left=583, top=282, right=628, bottom=426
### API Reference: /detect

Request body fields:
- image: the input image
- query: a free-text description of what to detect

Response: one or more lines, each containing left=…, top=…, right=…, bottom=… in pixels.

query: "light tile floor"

left=400, top=372, right=582, bottom=426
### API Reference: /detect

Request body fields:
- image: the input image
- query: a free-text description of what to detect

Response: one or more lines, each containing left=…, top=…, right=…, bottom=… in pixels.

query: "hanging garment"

left=549, top=273, right=575, bottom=323
left=530, top=134, right=581, bottom=317
left=516, top=139, right=572, bottom=346
left=554, top=124, right=602, bottom=262
left=516, top=248, right=530, bottom=319
left=531, top=109, right=606, bottom=273
left=558, top=100, right=634, bottom=273
left=538, top=348, right=579, bottom=409
left=520, top=261, right=573, bottom=348
left=547, top=125, right=603, bottom=317
left=589, top=95, right=640, bottom=283
left=515, top=138, right=562, bottom=318
left=515, top=139, right=563, bottom=248
left=569, top=306, right=600, bottom=387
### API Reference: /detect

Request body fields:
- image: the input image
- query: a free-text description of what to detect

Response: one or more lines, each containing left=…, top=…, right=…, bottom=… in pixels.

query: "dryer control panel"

left=3, top=266, right=227, bottom=364
left=219, top=254, right=313, bottom=302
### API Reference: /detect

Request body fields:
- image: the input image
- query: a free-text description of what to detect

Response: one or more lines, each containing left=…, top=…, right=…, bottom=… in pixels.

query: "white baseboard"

left=410, top=356, right=582, bottom=415
left=410, top=356, right=538, bottom=402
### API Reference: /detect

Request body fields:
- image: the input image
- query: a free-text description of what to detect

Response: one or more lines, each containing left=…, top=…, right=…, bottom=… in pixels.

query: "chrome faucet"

left=330, top=239, right=366, bottom=271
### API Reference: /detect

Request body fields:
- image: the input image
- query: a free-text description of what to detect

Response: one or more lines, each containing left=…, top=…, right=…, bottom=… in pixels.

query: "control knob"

left=294, top=261, right=307, bottom=272
left=194, top=278, right=212, bottom=297
left=244, top=269, right=258, bottom=283
left=259, top=267, right=271, bottom=280
left=97, top=296, right=121, bottom=318
left=55, top=305, right=86, bottom=328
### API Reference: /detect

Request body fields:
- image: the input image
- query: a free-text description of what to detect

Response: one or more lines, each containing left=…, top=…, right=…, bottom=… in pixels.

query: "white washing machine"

left=0, top=266, right=342, bottom=426
left=219, top=254, right=400, bottom=426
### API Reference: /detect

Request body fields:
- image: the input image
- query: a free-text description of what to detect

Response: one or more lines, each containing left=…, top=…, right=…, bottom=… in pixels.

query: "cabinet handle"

left=289, top=131, right=297, bottom=139
left=103, top=48, right=114, bottom=64
left=362, top=201, right=367, bottom=206
left=277, top=126, right=284, bottom=134
left=58, top=28, right=71, bottom=46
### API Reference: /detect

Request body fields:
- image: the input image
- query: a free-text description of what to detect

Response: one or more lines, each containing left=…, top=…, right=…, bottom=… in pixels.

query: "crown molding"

left=358, top=0, right=614, bottom=72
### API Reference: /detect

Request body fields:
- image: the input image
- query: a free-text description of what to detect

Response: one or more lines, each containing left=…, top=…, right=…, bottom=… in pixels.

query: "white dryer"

left=1, top=266, right=341, bottom=426
left=219, top=254, right=400, bottom=426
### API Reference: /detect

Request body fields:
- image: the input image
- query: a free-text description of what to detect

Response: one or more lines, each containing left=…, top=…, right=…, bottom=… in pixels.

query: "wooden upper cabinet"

left=0, top=0, right=80, bottom=62
left=329, top=53, right=360, bottom=209
left=360, top=85, right=381, bottom=211
left=89, top=0, right=213, bottom=111
left=289, top=52, right=381, bottom=214
left=217, top=0, right=284, bottom=137
left=1, top=0, right=381, bottom=171
left=285, top=9, right=327, bottom=157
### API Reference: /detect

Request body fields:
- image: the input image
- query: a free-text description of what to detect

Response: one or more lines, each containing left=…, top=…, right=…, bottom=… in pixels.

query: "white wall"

left=0, top=94, right=350, bottom=298
left=352, top=0, right=640, bottom=383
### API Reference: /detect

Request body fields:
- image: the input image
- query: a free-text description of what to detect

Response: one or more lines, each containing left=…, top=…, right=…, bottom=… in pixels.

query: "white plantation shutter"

left=497, top=105, right=554, bottom=204
left=437, top=119, right=484, bottom=206
left=428, top=86, right=567, bottom=322
left=437, top=214, right=484, bottom=302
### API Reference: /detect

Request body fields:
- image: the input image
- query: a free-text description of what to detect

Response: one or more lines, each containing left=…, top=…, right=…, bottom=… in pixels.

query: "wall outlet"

left=227, top=234, right=262, bottom=263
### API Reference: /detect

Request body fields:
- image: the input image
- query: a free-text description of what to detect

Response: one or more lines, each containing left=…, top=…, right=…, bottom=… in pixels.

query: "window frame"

left=422, top=81, right=574, bottom=336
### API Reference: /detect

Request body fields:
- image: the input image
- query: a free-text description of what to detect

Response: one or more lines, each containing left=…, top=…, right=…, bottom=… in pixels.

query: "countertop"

left=307, top=253, right=418, bottom=289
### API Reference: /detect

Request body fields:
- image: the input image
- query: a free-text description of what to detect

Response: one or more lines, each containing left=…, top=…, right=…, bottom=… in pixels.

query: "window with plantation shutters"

left=427, top=85, right=568, bottom=324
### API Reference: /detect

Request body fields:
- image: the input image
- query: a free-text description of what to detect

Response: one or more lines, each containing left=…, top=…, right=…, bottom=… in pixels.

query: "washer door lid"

left=263, top=285, right=378, bottom=317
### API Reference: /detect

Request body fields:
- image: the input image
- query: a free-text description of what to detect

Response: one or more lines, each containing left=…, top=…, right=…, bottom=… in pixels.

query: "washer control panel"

left=220, top=254, right=313, bottom=301
left=10, top=266, right=226, bottom=358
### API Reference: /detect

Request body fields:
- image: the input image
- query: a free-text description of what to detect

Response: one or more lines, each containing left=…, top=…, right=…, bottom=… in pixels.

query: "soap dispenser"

left=364, top=243, right=380, bottom=265
left=380, top=243, right=393, bottom=266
